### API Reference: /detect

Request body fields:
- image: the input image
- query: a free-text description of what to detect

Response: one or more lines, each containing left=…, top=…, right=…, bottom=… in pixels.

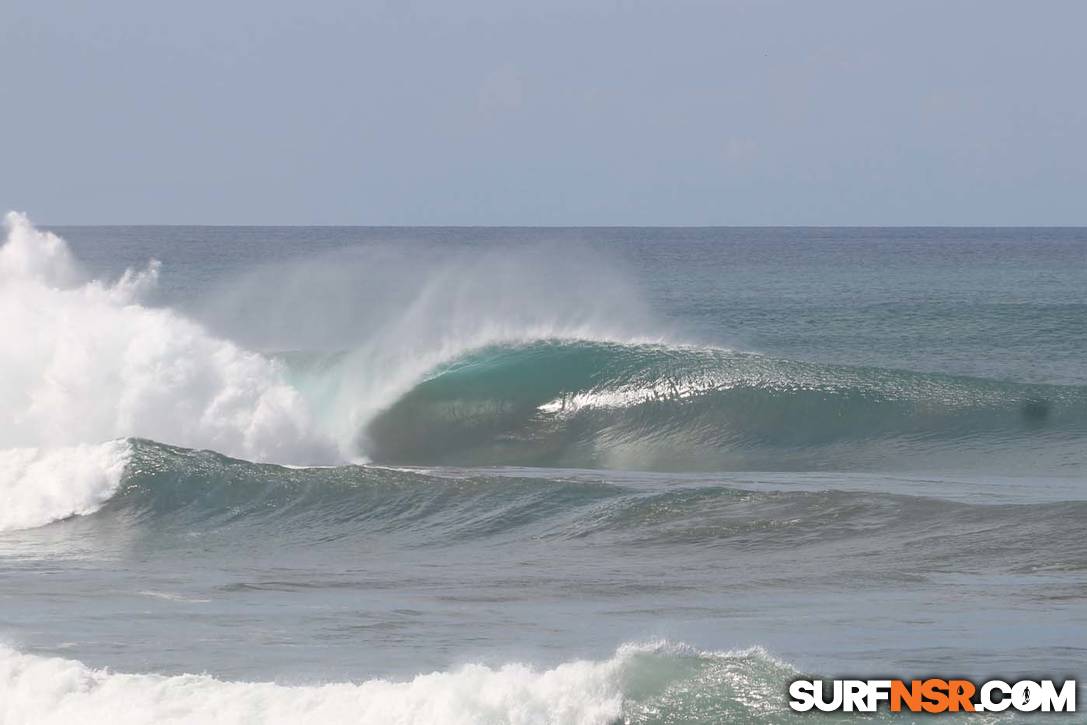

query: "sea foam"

left=0, top=213, right=338, bottom=466
left=0, top=641, right=805, bottom=725
left=0, top=441, right=131, bottom=532
left=0, top=644, right=624, bottom=725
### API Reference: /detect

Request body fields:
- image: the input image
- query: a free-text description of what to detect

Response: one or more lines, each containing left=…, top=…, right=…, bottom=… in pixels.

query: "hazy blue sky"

left=3, top=1, right=1085, bottom=225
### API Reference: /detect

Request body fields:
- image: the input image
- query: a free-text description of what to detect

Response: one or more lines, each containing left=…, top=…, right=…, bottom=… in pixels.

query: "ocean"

left=0, top=216, right=1084, bottom=723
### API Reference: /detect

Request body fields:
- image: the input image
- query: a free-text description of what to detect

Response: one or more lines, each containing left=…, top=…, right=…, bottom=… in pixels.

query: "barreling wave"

left=361, top=340, right=1087, bottom=471
left=0, top=212, right=656, bottom=467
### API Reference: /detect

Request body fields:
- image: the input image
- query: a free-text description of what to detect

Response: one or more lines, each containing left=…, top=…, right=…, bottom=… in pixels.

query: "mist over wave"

left=192, top=234, right=663, bottom=459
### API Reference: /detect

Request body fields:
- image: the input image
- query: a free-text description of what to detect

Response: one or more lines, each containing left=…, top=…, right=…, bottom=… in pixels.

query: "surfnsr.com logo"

left=789, top=678, right=1076, bottom=713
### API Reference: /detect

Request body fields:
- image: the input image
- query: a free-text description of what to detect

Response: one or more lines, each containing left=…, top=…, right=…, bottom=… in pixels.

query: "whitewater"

left=1, top=217, right=1084, bottom=723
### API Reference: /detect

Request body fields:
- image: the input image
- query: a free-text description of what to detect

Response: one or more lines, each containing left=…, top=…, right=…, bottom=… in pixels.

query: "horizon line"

left=37, top=223, right=1087, bottom=230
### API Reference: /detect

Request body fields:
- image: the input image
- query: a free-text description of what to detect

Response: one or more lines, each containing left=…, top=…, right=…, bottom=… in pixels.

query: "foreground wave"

left=1, top=641, right=909, bottom=725
left=6, top=441, right=1085, bottom=586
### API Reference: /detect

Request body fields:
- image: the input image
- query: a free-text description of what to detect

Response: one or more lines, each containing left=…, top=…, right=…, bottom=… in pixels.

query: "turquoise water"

left=1, top=223, right=1084, bottom=722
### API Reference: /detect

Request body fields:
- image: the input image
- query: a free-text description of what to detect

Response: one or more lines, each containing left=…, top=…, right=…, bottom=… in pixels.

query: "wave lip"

left=0, top=441, right=131, bottom=533
left=0, top=641, right=807, bottom=725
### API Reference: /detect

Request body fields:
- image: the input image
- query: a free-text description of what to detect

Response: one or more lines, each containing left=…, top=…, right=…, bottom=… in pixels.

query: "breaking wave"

left=362, top=340, right=1087, bottom=471
left=1, top=641, right=906, bottom=725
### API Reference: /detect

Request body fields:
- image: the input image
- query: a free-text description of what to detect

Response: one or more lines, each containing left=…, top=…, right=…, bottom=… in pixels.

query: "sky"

left=2, top=0, right=1086, bottom=225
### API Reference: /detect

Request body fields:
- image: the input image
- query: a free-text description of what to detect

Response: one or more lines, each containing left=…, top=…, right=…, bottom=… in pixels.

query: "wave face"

left=363, top=340, right=1087, bottom=472
left=26, top=439, right=1082, bottom=572
left=0, top=641, right=896, bottom=725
